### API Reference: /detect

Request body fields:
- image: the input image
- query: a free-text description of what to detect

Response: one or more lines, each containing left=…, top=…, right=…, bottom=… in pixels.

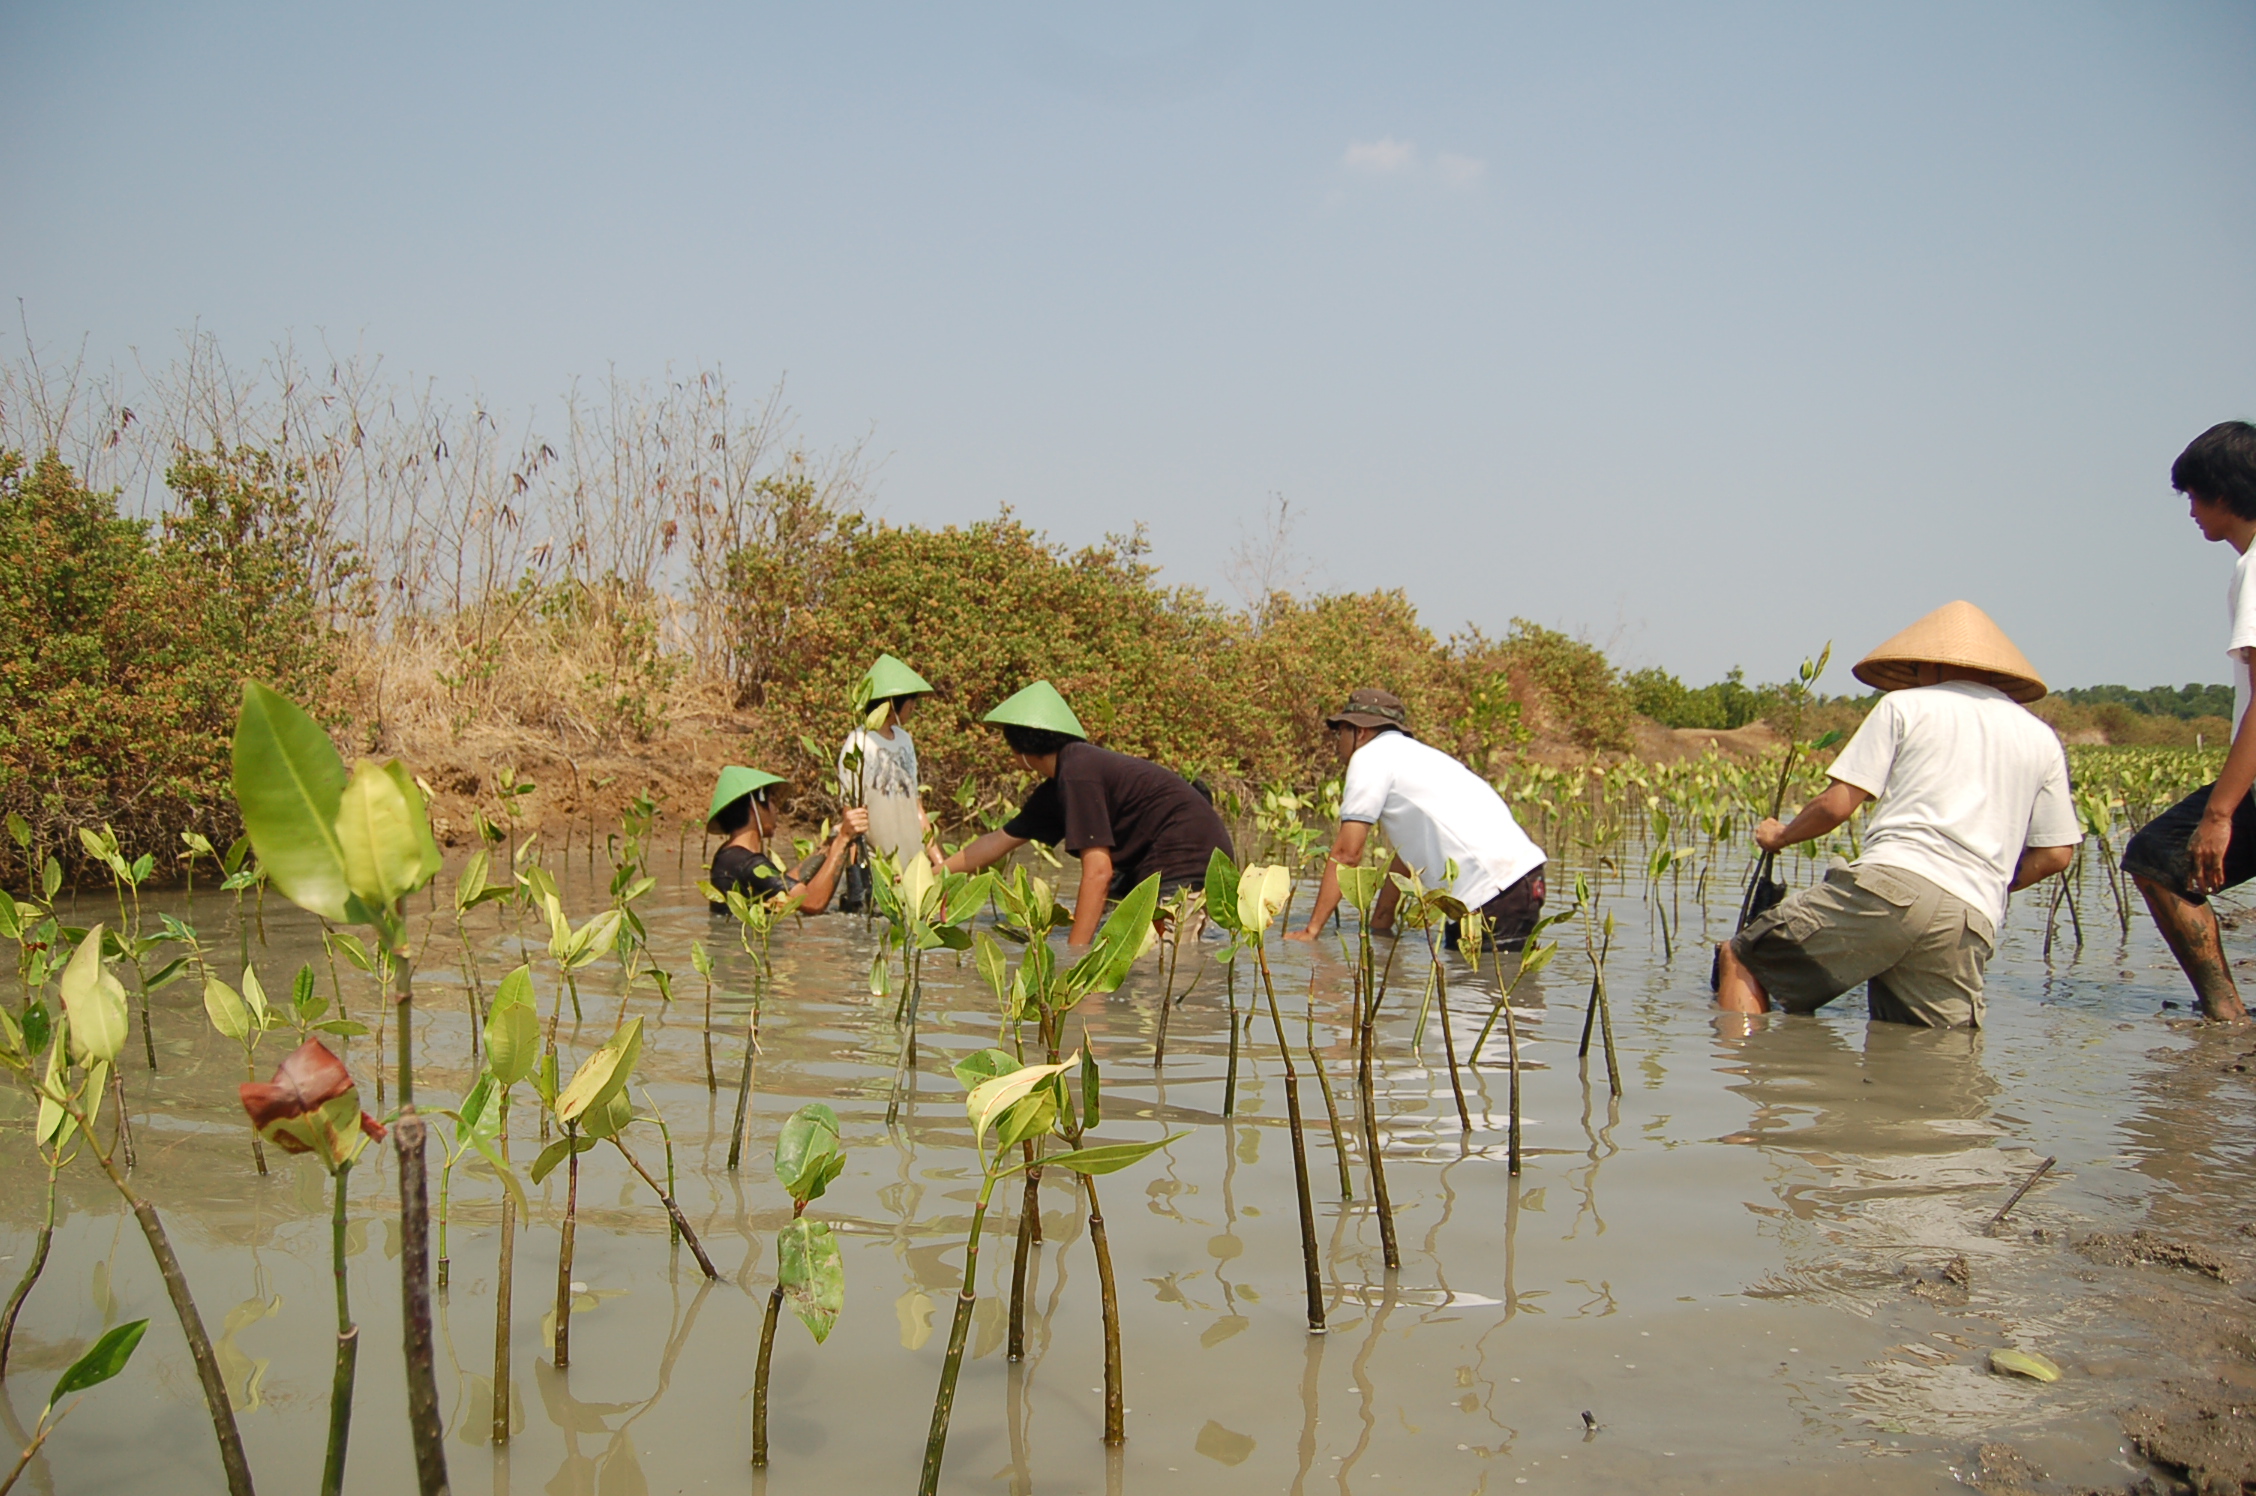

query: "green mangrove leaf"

left=60, top=926, right=127, bottom=1066
left=1989, top=1348, right=2061, bottom=1383
left=689, top=940, right=713, bottom=978
left=1079, top=1048, right=1100, bottom=1133
left=972, top=933, right=1011, bottom=1006
left=203, top=976, right=252, bottom=1043
left=461, top=1117, right=530, bottom=1217
left=455, top=850, right=490, bottom=910
left=774, top=1103, right=845, bottom=1203
left=564, top=908, right=625, bottom=971
left=579, top=1085, right=634, bottom=1141
left=312, top=1020, right=369, bottom=1037
left=1237, top=864, right=1290, bottom=936
left=1203, top=848, right=1242, bottom=934
left=1033, top=1132, right=1188, bottom=1177
left=1335, top=863, right=1383, bottom=915
left=952, top=1048, right=1020, bottom=1091
left=529, top=1131, right=599, bottom=1185
left=966, top=1057, right=1075, bottom=1146
left=778, top=1218, right=844, bottom=1344
left=48, top=1317, right=149, bottom=1407
left=926, top=924, right=973, bottom=952
left=336, top=759, right=426, bottom=913
left=459, top=1072, right=496, bottom=1133
left=1076, top=875, right=1163, bottom=993
left=35, top=1020, right=72, bottom=1148
left=554, top=1017, right=643, bottom=1125
left=233, top=682, right=352, bottom=922
left=327, top=929, right=375, bottom=975
left=0, top=889, right=20, bottom=941
left=995, top=1088, right=1059, bottom=1150
left=291, top=964, right=322, bottom=1021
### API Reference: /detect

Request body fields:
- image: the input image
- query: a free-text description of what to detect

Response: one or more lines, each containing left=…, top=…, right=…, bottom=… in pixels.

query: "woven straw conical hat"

left=1851, top=600, right=2047, bottom=704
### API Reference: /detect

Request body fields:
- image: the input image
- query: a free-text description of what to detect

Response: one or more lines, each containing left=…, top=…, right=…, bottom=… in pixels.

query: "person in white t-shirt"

left=2120, top=421, right=2256, bottom=1022
left=1289, top=689, right=1547, bottom=950
left=1715, top=603, right=2079, bottom=1029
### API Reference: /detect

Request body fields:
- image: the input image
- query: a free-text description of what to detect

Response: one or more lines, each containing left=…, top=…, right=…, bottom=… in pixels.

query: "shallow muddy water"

left=4, top=846, right=2251, bottom=1494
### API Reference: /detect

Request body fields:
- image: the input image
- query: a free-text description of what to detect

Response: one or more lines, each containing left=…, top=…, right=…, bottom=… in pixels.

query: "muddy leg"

left=2134, top=875, right=2251, bottom=1022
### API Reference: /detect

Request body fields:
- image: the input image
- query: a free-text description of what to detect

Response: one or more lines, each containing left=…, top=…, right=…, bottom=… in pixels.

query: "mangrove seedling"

left=1151, top=883, right=1204, bottom=1066
left=0, top=1319, right=150, bottom=1496
left=705, top=880, right=799, bottom=1168
left=482, top=965, right=542, bottom=1445
left=0, top=927, right=255, bottom=1495
left=1217, top=857, right=1325, bottom=1331
left=231, top=680, right=450, bottom=1495
left=1328, top=858, right=1403, bottom=1270
left=1392, top=868, right=1474, bottom=1132
left=751, top=1103, right=847, bottom=1467
left=1573, top=874, right=1622, bottom=1096
left=689, top=939, right=716, bottom=1090
left=238, top=1038, right=388, bottom=1496
left=870, top=853, right=991, bottom=1124
left=920, top=1051, right=1178, bottom=1495
left=1466, top=902, right=1577, bottom=1176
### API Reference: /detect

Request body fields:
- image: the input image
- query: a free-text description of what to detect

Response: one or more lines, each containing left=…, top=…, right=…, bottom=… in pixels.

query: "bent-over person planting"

left=1714, top=602, right=2078, bottom=1028
left=1290, top=688, right=1547, bottom=948
left=943, top=680, right=1234, bottom=946
left=2120, top=420, right=2256, bottom=1022
left=705, top=765, right=869, bottom=915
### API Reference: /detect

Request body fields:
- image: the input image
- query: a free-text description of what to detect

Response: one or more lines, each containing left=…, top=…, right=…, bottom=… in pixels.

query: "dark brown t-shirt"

left=1004, top=743, right=1234, bottom=897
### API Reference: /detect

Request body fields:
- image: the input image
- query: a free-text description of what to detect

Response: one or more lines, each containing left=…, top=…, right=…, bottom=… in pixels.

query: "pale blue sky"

left=4, top=2, right=2252, bottom=689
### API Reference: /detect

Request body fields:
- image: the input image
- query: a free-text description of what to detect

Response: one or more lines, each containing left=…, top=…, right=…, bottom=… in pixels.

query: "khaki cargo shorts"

left=1727, top=862, right=1996, bottom=1029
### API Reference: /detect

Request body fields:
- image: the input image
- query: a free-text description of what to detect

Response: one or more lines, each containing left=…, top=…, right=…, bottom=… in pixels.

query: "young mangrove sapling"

left=751, top=1102, right=846, bottom=1467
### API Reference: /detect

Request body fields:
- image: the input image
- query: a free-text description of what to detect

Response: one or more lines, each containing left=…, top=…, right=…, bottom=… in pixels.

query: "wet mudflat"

left=3, top=850, right=2251, bottom=1495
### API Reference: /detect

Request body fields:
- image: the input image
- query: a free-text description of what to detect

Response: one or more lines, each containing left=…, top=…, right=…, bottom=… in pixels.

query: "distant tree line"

left=2053, top=683, right=2233, bottom=720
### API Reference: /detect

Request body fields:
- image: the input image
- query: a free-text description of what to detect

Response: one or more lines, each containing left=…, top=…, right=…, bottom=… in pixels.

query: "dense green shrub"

left=2055, top=683, right=2233, bottom=720
left=0, top=448, right=338, bottom=869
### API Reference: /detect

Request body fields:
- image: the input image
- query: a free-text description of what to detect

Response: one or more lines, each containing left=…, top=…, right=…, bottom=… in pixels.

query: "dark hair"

left=710, top=789, right=767, bottom=835
left=1001, top=724, right=1077, bottom=757
left=2173, top=421, right=2256, bottom=521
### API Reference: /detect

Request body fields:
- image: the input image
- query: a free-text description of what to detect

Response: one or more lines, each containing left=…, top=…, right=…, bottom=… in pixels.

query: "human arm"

left=1753, top=779, right=1873, bottom=854
left=945, top=830, right=1027, bottom=874
left=2192, top=649, right=2256, bottom=892
left=1066, top=846, right=1114, bottom=948
left=1289, top=821, right=1372, bottom=940
left=1370, top=857, right=1410, bottom=933
left=791, top=807, right=871, bottom=914
left=2008, top=844, right=2075, bottom=891
left=919, top=808, right=946, bottom=869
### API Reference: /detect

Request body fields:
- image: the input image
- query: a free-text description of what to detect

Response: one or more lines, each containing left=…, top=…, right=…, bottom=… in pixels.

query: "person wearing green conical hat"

left=837, top=654, right=942, bottom=886
left=944, top=680, right=1234, bottom=946
left=704, top=765, right=869, bottom=915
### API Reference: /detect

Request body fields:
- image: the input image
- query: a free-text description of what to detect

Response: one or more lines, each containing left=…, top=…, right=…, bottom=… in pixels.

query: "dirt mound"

left=2076, top=1231, right=2240, bottom=1283
left=2126, top=1397, right=2256, bottom=1494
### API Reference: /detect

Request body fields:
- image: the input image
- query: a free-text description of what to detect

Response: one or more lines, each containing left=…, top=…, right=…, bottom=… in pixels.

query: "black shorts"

left=2120, top=782, right=2256, bottom=903
left=1444, top=865, right=1547, bottom=953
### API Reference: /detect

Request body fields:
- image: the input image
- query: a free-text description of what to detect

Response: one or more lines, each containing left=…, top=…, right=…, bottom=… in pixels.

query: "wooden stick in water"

left=1985, top=1156, right=2057, bottom=1236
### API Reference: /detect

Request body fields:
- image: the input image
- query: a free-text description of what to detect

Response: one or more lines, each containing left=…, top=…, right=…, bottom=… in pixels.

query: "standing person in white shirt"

left=1715, top=602, right=2080, bottom=1028
left=2121, top=421, right=2256, bottom=1022
left=1289, top=689, right=1547, bottom=949
left=838, top=654, right=945, bottom=876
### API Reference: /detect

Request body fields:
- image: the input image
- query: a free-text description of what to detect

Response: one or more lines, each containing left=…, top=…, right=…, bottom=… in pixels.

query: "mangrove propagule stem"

left=323, top=1160, right=358, bottom=1496
left=1503, top=999, right=1524, bottom=1176
left=1007, top=1144, right=1039, bottom=1362
left=727, top=995, right=757, bottom=1170
left=1305, top=968, right=1352, bottom=1200
left=1424, top=932, right=1471, bottom=1134
left=0, top=1414, right=59, bottom=1496
left=1221, top=960, right=1240, bottom=1118
left=750, top=1284, right=784, bottom=1466
left=492, top=1096, right=515, bottom=1446
left=75, top=1117, right=255, bottom=1496
left=554, top=1125, right=580, bottom=1370
left=0, top=1149, right=59, bottom=1378
left=394, top=1111, right=450, bottom=1495
left=1255, top=944, right=1325, bottom=1333
left=610, top=1138, right=719, bottom=1279
left=917, top=1181, right=994, bottom=1496
left=1358, top=967, right=1400, bottom=1273
left=1081, top=1172, right=1128, bottom=1444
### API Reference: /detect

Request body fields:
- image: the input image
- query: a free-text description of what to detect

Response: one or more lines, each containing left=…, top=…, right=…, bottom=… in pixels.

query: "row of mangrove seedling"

left=0, top=667, right=2213, bottom=1492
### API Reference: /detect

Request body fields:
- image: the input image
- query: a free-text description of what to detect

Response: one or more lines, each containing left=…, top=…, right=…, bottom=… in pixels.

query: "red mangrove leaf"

left=238, top=1038, right=379, bottom=1170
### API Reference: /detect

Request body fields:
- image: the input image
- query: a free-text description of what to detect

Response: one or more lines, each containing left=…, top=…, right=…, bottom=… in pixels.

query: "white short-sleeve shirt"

left=2227, top=544, right=2256, bottom=734
left=1827, top=681, right=2079, bottom=928
left=1338, top=731, right=1545, bottom=908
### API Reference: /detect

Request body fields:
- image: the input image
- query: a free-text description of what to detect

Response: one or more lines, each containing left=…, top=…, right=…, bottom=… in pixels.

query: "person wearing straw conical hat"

left=942, top=680, right=1234, bottom=947
left=703, top=765, right=869, bottom=915
left=838, top=654, right=944, bottom=877
left=2120, top=421, right=2256, bottom=1022
left=1714, top=602, right=2079, bottom=1028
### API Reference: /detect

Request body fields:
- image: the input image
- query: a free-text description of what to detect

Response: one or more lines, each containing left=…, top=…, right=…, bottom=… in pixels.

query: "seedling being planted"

left=751, top=1103, right=847, bottom=1467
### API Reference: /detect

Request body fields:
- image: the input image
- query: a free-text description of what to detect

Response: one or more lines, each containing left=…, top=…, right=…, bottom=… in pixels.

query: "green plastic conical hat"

left=982, top=680, right=1087, bottom=740
left=860, top=654, right=933, bottom=701
left=707, top=765, right=786, bottom=827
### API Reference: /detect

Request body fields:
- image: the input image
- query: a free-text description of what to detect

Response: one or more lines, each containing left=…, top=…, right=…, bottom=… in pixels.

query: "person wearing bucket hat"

left=837, top=654, right=943, bottom=884
left=942, top=680, right=1233, bottom=946
left=1714, top=602, right=2080, bottom=1028
left=2119, top=420, right=2256, bottom=1022
left=1289, top=689, right=1548, bottom=950
left=704, top=765, right=869, bottom=915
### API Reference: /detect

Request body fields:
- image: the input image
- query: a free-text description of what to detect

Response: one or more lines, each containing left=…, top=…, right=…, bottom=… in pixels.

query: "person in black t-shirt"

left=706, top=765, right=868, bottom=914
left=942, top=681, right=1232, bottom=946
